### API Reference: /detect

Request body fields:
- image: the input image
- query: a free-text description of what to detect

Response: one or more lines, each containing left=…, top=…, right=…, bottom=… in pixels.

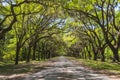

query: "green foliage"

left=0, top=0, right=120, bottom=67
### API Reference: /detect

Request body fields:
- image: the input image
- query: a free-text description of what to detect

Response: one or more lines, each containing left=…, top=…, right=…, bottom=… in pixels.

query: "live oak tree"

left=0, top=0, right=66, bottom=64
left=65, top=0, right=120, bottom=62
left=1, top=0, right=120, bottom=65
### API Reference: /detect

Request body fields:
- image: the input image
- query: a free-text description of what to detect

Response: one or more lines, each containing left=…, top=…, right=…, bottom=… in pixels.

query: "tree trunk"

left=100, top=48, right=105, bottom=62
left=112, top=49, right=119, bottom=62
left=84, top=51, right=87, bottom=59
left=44, top=51, right=46, bottom=60
left=41, top=43, right=44, bottom=60
left=92, top=47, right=98, bottom=61
left=32, top=42, right=37, bottom=60
left=105, top=37, right=119, bottom=62
left=38, top=52, right=40, bottom=60
left=86, top=46, right=91, bottom=60
left=26, top=45, right=32, bottom=63
left=88, top=51, right=92, bottom=60
left=48, top=51, right=51, bottom=59
left=15, top=43, right=21, bottom=65
left=81, top=52, right=84, bottom=59
left=93, top=52, right=98, bottom=61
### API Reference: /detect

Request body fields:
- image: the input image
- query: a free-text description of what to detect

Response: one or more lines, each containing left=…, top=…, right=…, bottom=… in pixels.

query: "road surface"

left=23, top=56, right=113, bottom=80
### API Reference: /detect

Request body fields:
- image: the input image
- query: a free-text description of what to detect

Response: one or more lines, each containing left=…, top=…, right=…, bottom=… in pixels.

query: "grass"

left=0, top=58, right=59, bottom=80
left=0, top=57, right=60, bottom=76
left=82, top=60, right=120, bottom=70
left=0, top=60, right=48, bottom=75
left=67, top=57, right=120, bottom=75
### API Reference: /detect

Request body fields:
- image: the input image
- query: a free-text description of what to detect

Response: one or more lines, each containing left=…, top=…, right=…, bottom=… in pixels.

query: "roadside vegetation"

left=68, top=57, right=120, bottom=77
left=0, top=61, right=46, bottom=75
left=0, top=0, right=120, bottom=79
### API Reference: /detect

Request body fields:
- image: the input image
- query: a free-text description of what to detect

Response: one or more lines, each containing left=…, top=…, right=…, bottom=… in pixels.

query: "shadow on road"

left=23, top=56, right=111, bottom=80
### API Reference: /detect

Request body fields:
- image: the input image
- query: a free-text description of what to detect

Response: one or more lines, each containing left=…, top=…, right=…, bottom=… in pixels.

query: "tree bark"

left=26, top=45, right=32, bottom=63
left=32, top=42, right=37, bottom=60
left=88, top=51, right=92, bottom=60
left=112, top=48, right=119, bottom=62
left=41, top=43, right=44, bottom=60
left=15, top=43, right=21, bottom=65
left=100, top=49, right=105, bottom=62
left=93, top=52, right=98, bottom=61
left=38, top=52, right=40, bottom=60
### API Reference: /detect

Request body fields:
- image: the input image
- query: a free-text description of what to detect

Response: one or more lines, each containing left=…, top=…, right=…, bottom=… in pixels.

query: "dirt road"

left=23, top=56, right=115, bottom=80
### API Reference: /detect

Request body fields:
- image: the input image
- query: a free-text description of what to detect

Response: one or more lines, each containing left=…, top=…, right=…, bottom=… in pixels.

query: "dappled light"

left=24, top=56, right=110, bottom=80
left=0, top=0, right=120, bottom=80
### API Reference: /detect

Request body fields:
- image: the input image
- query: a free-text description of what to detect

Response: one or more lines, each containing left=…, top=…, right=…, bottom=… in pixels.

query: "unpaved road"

left=23, top=56, right=117, bottom=80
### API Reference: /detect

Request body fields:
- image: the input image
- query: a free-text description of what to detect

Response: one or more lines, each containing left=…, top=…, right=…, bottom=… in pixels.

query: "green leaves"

left=0, top=0, right=120, bottom=64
